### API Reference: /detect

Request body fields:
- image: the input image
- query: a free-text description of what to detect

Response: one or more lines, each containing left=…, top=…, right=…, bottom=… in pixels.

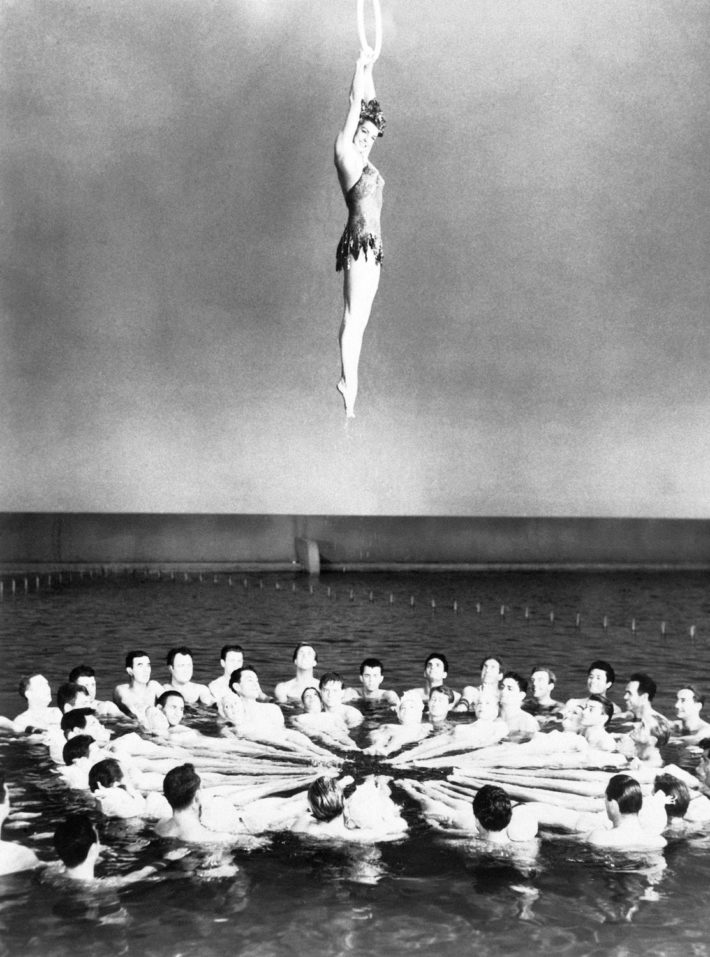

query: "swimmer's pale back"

left=336, top=164, right=384, bottom=271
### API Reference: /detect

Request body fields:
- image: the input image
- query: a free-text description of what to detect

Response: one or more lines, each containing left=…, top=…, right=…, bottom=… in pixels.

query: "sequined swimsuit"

left=336, top=164, right=384, bottom=271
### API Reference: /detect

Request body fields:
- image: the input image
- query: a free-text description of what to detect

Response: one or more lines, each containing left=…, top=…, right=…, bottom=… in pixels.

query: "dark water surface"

left=1, top=570, right=710, bottom=957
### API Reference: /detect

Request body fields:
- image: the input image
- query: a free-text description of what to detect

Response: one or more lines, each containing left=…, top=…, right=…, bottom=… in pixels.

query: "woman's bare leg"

left=338, top=254, right=380, bottom=417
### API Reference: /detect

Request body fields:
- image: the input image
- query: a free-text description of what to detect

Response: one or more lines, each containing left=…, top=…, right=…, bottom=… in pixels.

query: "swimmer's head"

left=587, top=661, right=615, bottom=695
left=156, top=690, right=185, bottom=726
left=292, top=643, right=317, bottom=669
left=397, top=693, right=424, bottom=725
left=61, top=707, right=108, bottom=743
left=605, top=773, right=642, bottom=817
left=220, top=645, right=244, bottom=675
left=319, top=673, right=344, bottom=710
left=68, top=665, right=96, bottom=701
left=480, top=656, right=503, bottom=685
left=624, top=673, right=657, bottom=710
left=54, top=813, right=100, bottom=869
left=125, top=651, right=152, bottom=684
left=581, top=694, right=613, bottom=728
left=675, top=686, right=704, bottom=720
left=163, top=763, right=201, bottom=812
left=360, top=658, right=385, bottom=693
left=57, top=681, right=92, bottom=714
left=307, top=776, right=344, bottom=822
left=473, top=697, right=499, bottom=722
left=653, top=774, right=690, bottom=819
left=62, top=734, right=96, bottom=766
left=301, top=686, right=323, bottom=714
left=530, top=666, right=556, bottom=700
left=229, top=666, right=261, bottom=700
left=473, top=785, right=512, bottom=833
left=167, top=647, right=194, bottom=684
left=424, top=653, right=448, bottom=685
left=358, top=98, right=385, bottom=137
left=88, top=758, right=124, bottom=793
left=500, top=672, right=527, bottom=705
left=428, top=685, right=455, bottom=722
left=18, top=674, right=52, bottom=708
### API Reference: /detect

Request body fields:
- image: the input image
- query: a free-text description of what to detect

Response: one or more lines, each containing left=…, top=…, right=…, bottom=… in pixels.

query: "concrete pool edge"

left=1, top=513, right=709, bottom=567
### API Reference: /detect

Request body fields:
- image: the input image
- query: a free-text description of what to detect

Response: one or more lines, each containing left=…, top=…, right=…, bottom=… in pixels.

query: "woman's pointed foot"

left=337, top=379, right=356, bottom=418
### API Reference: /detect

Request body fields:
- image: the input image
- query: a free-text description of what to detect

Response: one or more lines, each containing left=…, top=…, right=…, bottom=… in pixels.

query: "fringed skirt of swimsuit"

left=336, top=163, right=384, bottom=271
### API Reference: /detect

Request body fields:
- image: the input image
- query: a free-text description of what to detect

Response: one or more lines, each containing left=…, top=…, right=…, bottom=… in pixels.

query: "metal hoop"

left=357, top=0, right=382, bottom=62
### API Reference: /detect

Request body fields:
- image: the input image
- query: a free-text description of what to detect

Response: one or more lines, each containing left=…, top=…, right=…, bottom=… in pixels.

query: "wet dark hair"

left=54, top=813, right=98, bottom=868
left=588, top=660, right=615, bottom=686
left=587, top=693, right=614, bottom=725
left=605, top=774, right=642, bottom=814
left=654, top=774, right=690, bottom=818
left=360, top=658, right=384, bottom=675
left=473, top=785, right=513, bottom=832
left=89, top=758, right=124, bottom=793
left=301, top=686, right=322, bottom=705
left=319, top=672, right=344, bottom=690
left=480, top=655, right=503, bottom=672
left=63, top=734, right=94, bottom=766
left=308, top=777, right=344, bottom=822
left=125, top=650, right=150, bottom=670
left=628, top=672, right=657, bottom=701
left=57, top=682, right=90, bottom=711
left=157, top=689, right=184, bottom=709
left=68, top=665, right=95, bottom=683
left=18, top=675, right=42, bottom=698
left=220, top=644, right=243, bottom=661
left=61, top=708, right=96, bottom=737
left=229, top=666, right=258, bottom=690
left=425, top=653, right=449, bottom=672
left=502, top=671, right=528, bottom=695
left=530, top=665, right=556, bottom=686
left=429, top=685, right=455, bottom=704
left=163, top=763, right=201, bottom=811
left=167, top=646, right=192, bottom=667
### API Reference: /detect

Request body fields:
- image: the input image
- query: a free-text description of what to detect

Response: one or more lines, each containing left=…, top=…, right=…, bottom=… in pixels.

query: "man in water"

left=342, top=658, right=399, bottom=709
left=53, top=813, right=155, bottom=882
left=671, top=686, right=710, bottom=743
left=523, top=666, right=564, bottom=721
left=363, top=693, right=429, bottom=756
left=405, top=653, right=461, bottom=709
left=209, top=644, right=269, bottom=716
left=68, top=665, right=122, bottom=717
left=427, top=686, right=455, bottom=732
left=274, top=643, right=319, bottom=704
left=499, top=672, right=539, bottom=736
left=622, top=673, right=670, bottom=730
left=565, top=660, right=620, bottom=722
left=114, top=650, right=165, bottom=720
left=57, top=682, right=93, bottom=714
left=155, top=763, right=236, bottom=843
left=225, top=667, right=287, bottom=736
left=319, top=673, right=364, bottom=730
left=13, top=674, right=62, bottom=732
left=578, top=694, right=617, bottom=751
left=164, top=647, right=213, bottom=706
left=587, top=773, right=666, bottom=849
left=457, top=655, right=503, bottom=713
left=143, top=689, right=200, bottom=745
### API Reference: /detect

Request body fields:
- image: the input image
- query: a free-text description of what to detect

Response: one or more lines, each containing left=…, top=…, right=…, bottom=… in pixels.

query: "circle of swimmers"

left=2, top=644, right=710, bottom=883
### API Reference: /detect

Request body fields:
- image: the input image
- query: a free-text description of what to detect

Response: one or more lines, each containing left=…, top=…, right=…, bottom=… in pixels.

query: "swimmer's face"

left=26, top=675, right=52, bottom=708
left=294, top=645, right=317, bottom=671
left=320, top=681, right=343, bottom=710
left=499, top=678, right=524, bottom=707
left=302, top=688, right=322, bottom=714
left=481, top=659, right=502, bottom=685
left=623, top=681, right=643, bottom=710
left=354, top=120, right=379, bottom=157
left=425, top=658, right=447, bottom=685
left=85, top=714, right=110, bottom=743
left=581, top=700, right=607, bottom=728
left=170, top=653, right=193, bottom=685
left=474, top=698, right=499, bottom=721
left=129, top=656, right=151, bottom=684
left=360, top=666, right=383, bottom=693
left=562, top=706, right=582, bottom=733
left=428, top=690, right=451, bottom=721
left=237, top=670, right=261, bottom=700
left=398, top=698, right=423, bottom=726
left=76, top=676, right=97, bottom=700
left=675, top=689, right=700, bottom=720
left=222, top=651, right=244, bottom=676
left=73, top=690, right=92, bottom=711
left=587, top=669, right=611, bottom=695
left=161, top=695, right=184, bottom=727
left=531, top=670, right=553, bottom=700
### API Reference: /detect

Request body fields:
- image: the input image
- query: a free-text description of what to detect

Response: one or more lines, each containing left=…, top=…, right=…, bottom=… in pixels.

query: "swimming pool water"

left=1, top=570, right=709, bottom=957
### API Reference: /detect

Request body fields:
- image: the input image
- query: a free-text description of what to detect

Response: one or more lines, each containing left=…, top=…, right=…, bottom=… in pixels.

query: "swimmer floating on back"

left=334, top=46, right=386, bottom=418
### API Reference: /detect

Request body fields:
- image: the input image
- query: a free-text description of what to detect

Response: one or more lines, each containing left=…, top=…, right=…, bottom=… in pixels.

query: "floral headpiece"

left=359, top=98, right=386, bottom=136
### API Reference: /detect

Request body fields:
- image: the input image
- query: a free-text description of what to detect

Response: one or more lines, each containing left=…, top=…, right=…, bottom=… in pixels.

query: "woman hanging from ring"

left=334, top=47, right=386, bottom=418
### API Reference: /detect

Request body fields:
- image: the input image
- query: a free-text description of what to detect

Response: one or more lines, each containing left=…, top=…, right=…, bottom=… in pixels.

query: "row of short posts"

left=0, top=570, right=700, bottom=639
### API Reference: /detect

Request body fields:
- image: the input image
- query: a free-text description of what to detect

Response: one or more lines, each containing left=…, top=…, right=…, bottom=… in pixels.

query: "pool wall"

left=1, top=513, right=709, bottom=569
